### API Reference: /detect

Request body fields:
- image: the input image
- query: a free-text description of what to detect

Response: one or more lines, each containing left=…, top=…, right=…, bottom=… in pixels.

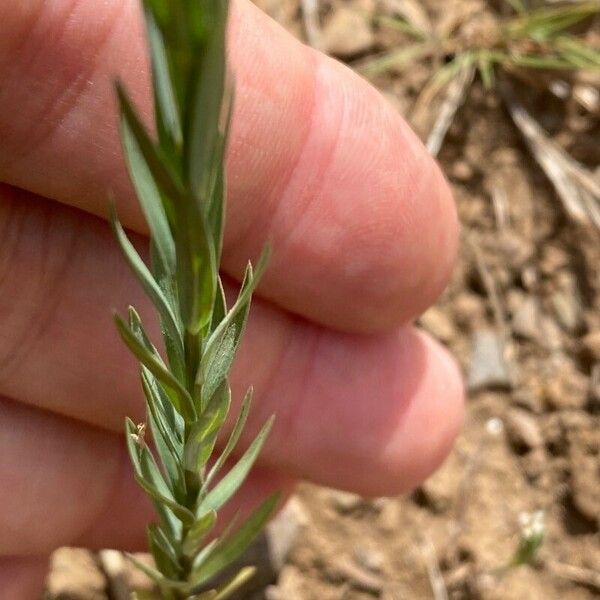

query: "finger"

left=0, top=556, right=48, bottom=600
left=241, top=315, right=465, bottom=494
left=0, top=397, right=150, bottom=556
left=0, top=186, right=463, bottom=496
left=0, top=0, right=458, bottom=332
left=0, top=397, right=292, bottom=556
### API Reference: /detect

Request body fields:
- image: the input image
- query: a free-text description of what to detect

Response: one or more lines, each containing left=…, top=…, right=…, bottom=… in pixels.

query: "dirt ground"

left=46, top=1, right=600, bottom=599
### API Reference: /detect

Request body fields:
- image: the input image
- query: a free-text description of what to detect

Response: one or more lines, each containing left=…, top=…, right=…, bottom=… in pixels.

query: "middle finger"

left=0, top=185, right=463, bottom=496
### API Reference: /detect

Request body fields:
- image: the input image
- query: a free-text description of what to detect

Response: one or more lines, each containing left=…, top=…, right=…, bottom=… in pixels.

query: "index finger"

left=0, top=0, right=458, bottom=332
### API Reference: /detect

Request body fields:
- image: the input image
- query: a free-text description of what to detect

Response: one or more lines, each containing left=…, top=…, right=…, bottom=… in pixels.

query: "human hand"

left=0, top=1, right=463, bottom=597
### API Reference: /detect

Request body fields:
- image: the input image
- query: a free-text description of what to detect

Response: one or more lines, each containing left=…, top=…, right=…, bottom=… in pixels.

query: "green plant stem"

left=176, top=535, right=194, bottom=599
left=184, top=329, right=201, bottom=392
left=116, top=3, right=278, bottom=597
left=184, top=328, right=203, bottom=496
left=182, top=330, right=202, bottom=590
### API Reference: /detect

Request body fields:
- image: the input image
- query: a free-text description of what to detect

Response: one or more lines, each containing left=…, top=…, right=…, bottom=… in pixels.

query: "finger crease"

left=0, top=194, right=80, bottom=386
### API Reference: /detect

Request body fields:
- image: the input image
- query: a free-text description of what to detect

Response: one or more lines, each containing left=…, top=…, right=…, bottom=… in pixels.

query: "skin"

left=0, top=0, right=464, bottom=597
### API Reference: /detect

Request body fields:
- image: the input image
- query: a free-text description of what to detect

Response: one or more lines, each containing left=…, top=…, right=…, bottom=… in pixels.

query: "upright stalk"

left=111, top=1, right=278, bottom=598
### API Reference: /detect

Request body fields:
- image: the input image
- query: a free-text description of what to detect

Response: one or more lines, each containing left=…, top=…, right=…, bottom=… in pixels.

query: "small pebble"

left=266, top=497, right=308, bottom=571
left=551, top=290, right=583, bottom=333
left=512, top=296, right=541, bottom=341
left=451, top=160, right=474, bottom=181
left=504, top=408, right=543, bottom=452
left=329, top=490, right=364, bottom=514
left=468, top=330, right=513, bottom=391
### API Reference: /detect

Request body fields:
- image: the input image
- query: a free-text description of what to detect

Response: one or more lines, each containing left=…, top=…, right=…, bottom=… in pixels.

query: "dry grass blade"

left=464, top=232, right=515, bottom=377
left=412, top=54, right=476, bottom=124
left=501, top=82, right=600, bottom=231
left=572, top=70, right=600, bottom=111
left=426, top=64, right=475, bottom=156
left=573, top=82, right=600, bottom=111
left=355, top=43, right=432, bottom=77
left=300, top=0, right=323, bottom=50
left=491, top=184, right=511, bottom=230
left=380, top=0, right=433, bottom=37
left=419, top=534, right=449, bottom=600
left=504, top=1, right=600, bottom=40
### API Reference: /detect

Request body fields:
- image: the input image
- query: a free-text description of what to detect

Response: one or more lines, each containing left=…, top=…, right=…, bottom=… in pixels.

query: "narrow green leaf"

left=116, top=313, right=195, bottom=421
left=126, top=553, right=170, bottom=585
left=125, top=418, right=172, bottom=500
left=148, top=523, right=182, bottom=579
left=185, top=0, right=228, bottom=201
left=149, top=240, right=177, bottom=307
left=201, top=380, right=232, bottom=440
left=127, top=306, right=186, bottom=411
left=185, top=381, right=231, bottom=472
left=126, top=308, right=190, bottom=424
left=142, top=364, right=184, bottom=438
left=190, top=537, right=220, bottom=573
left=506, top=3, right=600, bottom=41
left=207, top=156, right=225, bottom=264
left=206, top=84, right=234, bottom=263
left=119, top=110, right=175, bottom=277
left=375, top=15, right=428, bottom=39
left=176, top=201, right=217, bottom=334
left=210, top=276, right=227, bottom=334
left=143, top=368, right=184, bottom=454
left=143, top=369, right=185, bottom=498
left=199, top=247, right=270, bottom=406
left=200, top=324, right=237, bottom=411
left=116, top=82, right=184, bottom=215
left=147, top=408, right=183, bottom=496
left=555, top=37, right=600, bottom=68
left=157, top=504, right=181, bottom=546
left=208, top=246, right=270, bottom=347
left=422, top=52, right=476, bottom=104
left=197, top=415, right=274, bottom=515
left=190, top=494, right=280, bottom=588
left=183, top=510, right=218, bottom=558
left=125, top=418, right=194, bottom=526
left=213, top=566, right=256, bottom=600
left=149, top=239, right=186, bottom=383
left=110, top=208, right=183, bottom=361
left=144, top=0, right=171, bottom=25
left=145, top=9, right=183, bottom=149
left=359, top=43, right=432, bottom=78
left=477, top=52, right=495, bottom=89
left=205, top=388, right=253, bottom=489
left=135, top=474, right=195, bottom=526
left=507, top=52, right=575, bottom=70
left=127, top=552, right=191, bottom=597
